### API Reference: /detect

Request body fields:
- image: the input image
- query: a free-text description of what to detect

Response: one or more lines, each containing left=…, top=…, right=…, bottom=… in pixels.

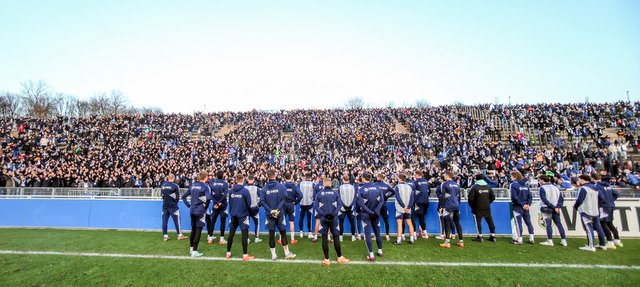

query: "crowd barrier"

left=1, top=196, right=638, bottom=237
left=0, top=198, right=511, bottom=235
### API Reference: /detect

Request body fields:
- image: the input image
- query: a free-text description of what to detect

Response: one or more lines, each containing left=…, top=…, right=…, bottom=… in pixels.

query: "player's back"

left=299, top=180, right=314, bottom=206
left=394, top=182, right=413, bottom=211
left=339, top=183, right=355, bottom=207
left=246, top=185, right=259, bottom=208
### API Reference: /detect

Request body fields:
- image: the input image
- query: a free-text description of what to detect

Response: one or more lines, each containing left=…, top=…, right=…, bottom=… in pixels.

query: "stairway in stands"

left=214, top=124, right=238, bottom=138
left=392, top=117, right=410, bottom=134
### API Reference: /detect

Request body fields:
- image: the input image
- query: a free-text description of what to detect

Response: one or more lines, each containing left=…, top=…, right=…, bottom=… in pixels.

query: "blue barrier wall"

left=0, top=199, right=513, bottom=235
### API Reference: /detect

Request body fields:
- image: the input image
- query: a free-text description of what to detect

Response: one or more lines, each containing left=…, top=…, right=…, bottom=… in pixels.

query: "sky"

left=0, top=0, right=639, bottom=113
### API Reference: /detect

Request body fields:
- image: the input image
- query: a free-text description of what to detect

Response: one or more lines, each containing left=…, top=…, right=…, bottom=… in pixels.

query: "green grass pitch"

left=0, top=228, right=638, bottom=286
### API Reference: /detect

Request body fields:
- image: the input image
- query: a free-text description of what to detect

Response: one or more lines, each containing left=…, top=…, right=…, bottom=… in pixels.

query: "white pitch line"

left=1, top=250, right=639, bottom=270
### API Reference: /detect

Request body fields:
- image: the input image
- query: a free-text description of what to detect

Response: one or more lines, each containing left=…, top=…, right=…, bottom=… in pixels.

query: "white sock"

left=614, top=239, right=621, bottom=244
left=397, top=237, right=401, bottom=243
left=226, top=251, right=231, bottom=256
left=608, top=241, right=614, bottom=245
left=377, top=249, right=383, bottom=254
left=283, top=245, right=290, bottom=255
left=178, top=233, right=183, bottom=237
left=270, top=248, right=276, bottom=258
left=189, top=247, right=193, bottom=253
left=369, top=252, right=374, bottom=258
left=314, top=235, right=318, bottom=240
left=529, top=234, right=534, bottom=241
left=291, top=232, right=295, bottom=241
left=163, top=234, right=169, bottom=238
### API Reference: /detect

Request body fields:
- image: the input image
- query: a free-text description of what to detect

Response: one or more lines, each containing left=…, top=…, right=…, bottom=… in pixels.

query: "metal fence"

left=0, top=187, right=160, bottom=199
left=1, top=187, right=638, bottom=200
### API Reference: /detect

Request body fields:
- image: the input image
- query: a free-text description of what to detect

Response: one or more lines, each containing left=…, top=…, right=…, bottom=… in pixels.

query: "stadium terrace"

left=1, top=101, right=639, bottom=190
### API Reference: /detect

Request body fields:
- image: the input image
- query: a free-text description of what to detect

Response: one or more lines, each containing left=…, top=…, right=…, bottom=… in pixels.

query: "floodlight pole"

left=627, top=91, right=630, bottom=102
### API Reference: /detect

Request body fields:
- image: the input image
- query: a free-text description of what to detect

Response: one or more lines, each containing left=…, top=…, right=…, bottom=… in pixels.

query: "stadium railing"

left=0, top=187, right=160, bottom=199
left=0, top=187, right=638, bottom=200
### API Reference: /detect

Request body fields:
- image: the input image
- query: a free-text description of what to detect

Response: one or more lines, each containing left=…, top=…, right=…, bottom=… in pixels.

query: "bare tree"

left=400, top=101, right=413, bottom=108
left=52, top=93, right=65, bottom=116
left=108, top=89, right=128, bottom=115
left=21, top=80, right=59, bottom=118
left=0, top=92, right=23, bottom=118
left=53, top=94, right=79, bottom=117
left=415, top=99, right=431, bottom=108
left=345, top=97, right=365, bottom=109
left=140, top=106, right=163, bottom=114
left=89, top=92, right=110, bottom=116
left=122, top=106, right=140, bottom=116
left=76, top=100, right=92, bottom=118
left=149, top=106, right=163, bottom=114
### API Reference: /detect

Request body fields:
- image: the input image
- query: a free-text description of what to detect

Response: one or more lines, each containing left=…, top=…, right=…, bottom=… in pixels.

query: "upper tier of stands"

left=2, top=101, right=639, bottom=189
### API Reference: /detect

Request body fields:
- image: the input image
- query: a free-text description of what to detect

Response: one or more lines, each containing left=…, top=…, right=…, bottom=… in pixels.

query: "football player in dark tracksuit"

left=357, top=172, right=385, bottom=261
left=439, top=172, right=464, bottom=248
left=282, top=172, right=303, bottom=245
left=225, top=175, right=255, bottom=261
left=435, top=176, right=456, bottom=240
left=260, top=170, right=297, bottom=260
left=181, top=171, right=211, bottom=257
left=315, top=178, right=350, bottom=266
left=312, top=177, right=323, bottom=242
left=374, top=173, right=394, bottom=241
left=207, top=170, right=229, bottom=245
left=405, top=174, right=417, bottom=239
left=413, top=171, right=430, bottom=240
left=161, top=174, right=188, bottom=241
left=510, top=171, right=534, bottom=244
left=593, top=173, right=623, bottom=249
left=467, top=174, right=496, bottom=243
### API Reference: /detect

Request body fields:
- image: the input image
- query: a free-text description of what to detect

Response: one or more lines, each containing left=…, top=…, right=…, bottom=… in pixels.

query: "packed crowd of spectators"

left=2, top=101, right=640, bottom=190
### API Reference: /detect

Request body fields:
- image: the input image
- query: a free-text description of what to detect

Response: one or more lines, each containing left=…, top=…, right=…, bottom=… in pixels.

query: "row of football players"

left=160, top=169, right=467, bottom=263
left=160, top=169, right=624, bottom=263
